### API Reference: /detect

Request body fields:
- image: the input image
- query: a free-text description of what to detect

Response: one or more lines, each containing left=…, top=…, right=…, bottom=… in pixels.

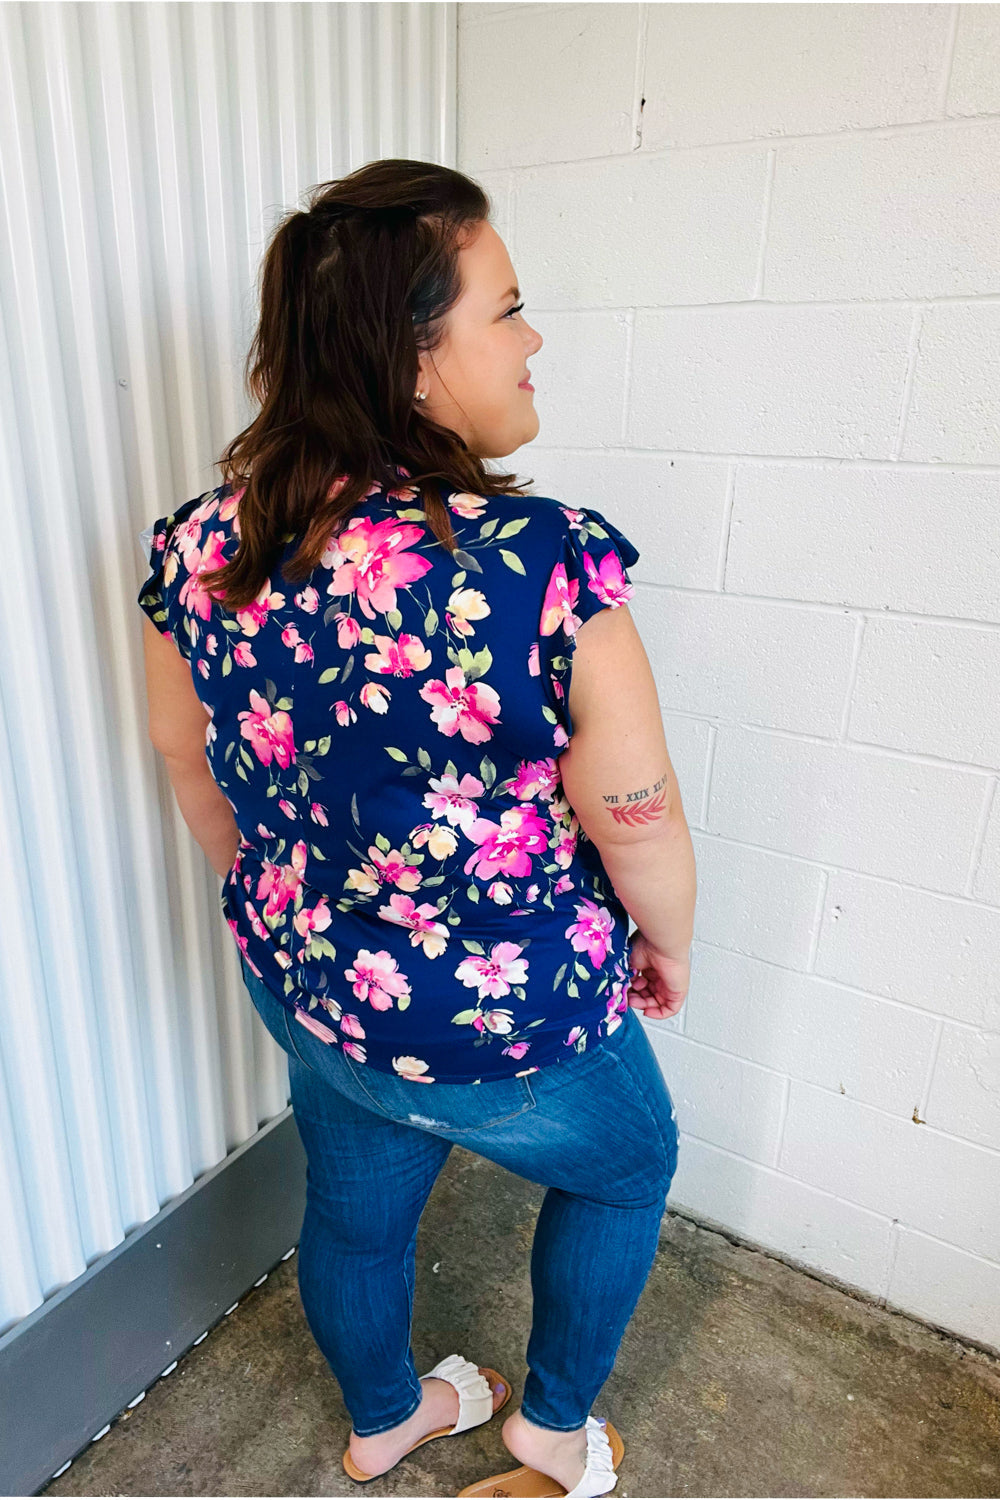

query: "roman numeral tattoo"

left=602, top=771, right=669, bottom=827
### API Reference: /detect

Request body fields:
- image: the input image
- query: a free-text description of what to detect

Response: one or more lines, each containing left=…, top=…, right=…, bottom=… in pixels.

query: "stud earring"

left=415, top=390, right=427, bottom=401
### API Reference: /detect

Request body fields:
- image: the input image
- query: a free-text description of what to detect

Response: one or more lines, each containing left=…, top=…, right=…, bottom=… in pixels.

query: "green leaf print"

left=297, top=769, right=309, bottom=797
left=275, top=697, right=293, bottom=711
left=424, top=607, right=439, bottom=634
left=496, top=516, right=530, bottom=540
left=235, top=763, right=248, bottom=781
left=303, top=740, right=317, bottom=752
left=451, top=1008, right=480, bottom=1025
left=574, top=961, right=591, bottom=980
left=499, top=549, right=526, bottom=574
left=341, top=653, right=355, bottom=684
left=566, top=979, right=579, bottom=999
left=266, top=784, right=278, bottom=797
left=221, top=654, right=232, bottom=677
left=462, top=939, right=486, bottom=954
left=453, top=548, right=482, bottom=573
left=239, top=747, right=255, bottom=769
left=553, top=963, right=567, bottom=988
left=374, top=832, right=391, bottom=852
left=385, top=608, right=403, bottom=630
left=350, top=793, right=360, bottom=827
left=225, top=741, right=236, bottom=762
left=318, top=667, right=340, bottom=684
left=265, top=679, right=277, bottom=702
left=451, top=570, right=467, bottom=588
left=478, top=517, right=500, bottom=538
left=397, top=994, right=410, bottom=1011
left=479, top=755, right=496, bottom=789
left=384, top=746, right=408, bottom=761
left=317, top=735, right=331, bottom=754
left=467, top=885, right=480, bottom=903
left=416, top=746, right=432, bottom=770
left=221, top=618, right=241, bottom=633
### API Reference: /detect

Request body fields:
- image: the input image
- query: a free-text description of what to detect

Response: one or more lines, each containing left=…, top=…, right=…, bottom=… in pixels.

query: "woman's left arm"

left=142, top=617, right=240, bottom=880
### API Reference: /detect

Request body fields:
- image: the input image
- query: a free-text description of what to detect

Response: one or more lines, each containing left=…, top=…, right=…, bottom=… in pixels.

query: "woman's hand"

left=626, top=930, right=690, bottom=1020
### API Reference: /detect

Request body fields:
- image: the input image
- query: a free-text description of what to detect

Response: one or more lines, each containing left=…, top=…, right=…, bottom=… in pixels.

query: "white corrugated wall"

left=0, top=0, right=457, bottom=1338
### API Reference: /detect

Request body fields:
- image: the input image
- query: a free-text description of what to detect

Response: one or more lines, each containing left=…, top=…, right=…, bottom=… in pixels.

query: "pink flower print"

left=310, top=802, right=329, bottom=826
left=446, top=587, right=490, bottom=637
left=235, top=580, right=286, bottom=636
left=233, top=641, right=256, bottom=667
left=554, top=874, right=574, bottom=895
left=335, top=612, right=362, bottom=648
left=345, top=860, right=381, bottom=896
left=392, top=1055, right=435, bottom=1082
left=293, top=896, right=332, bottom=941
left=364, top=632, right=432, bottom=676
left=339, top=1012, right=367, bottom=1039
left=197, top=659, right=210, bottom=679
left=244, top=900, right=269, bottom=940
left=448, top=491, right=489, bottom=519
left=511, top=758, right=560, bottom=802
left=191, top=494, right=221, bottom=525
left=553, top=829, right=578, bottom=868
left=565, top=1025, right=586, bottom=1049
left=487, top=881, right=513, bottom=904
left=278, top=799, right=297, bottom=820
left=503, top=1040, right=531, bottom=1060
left=419, top=668, right=501, bottom=744
left=553, top=721, right=570, bottom=751
left=296, top=585, right=320, bottom=613
left=359, top=681, right=391, bottom=713
left=462, top=806, right=548, bottom=880
left=219, top=487, right=243, bottom=521
left=423, top=772, right=485, bottom=832
left=558, top=505, right=588, bottom=527
left=293, top=1007, right=338, bottom=1045
left=481, top=1009, right=515, bottom=1035
left=539, top=561, right=582, bottom=640
left=368, top=845, right=421, bottom=891
left=565, top=896, right=616, bottom=968
left=528, top=641, right=540, bottom=677
left=327, top=515, right=433, bottom=621
left=342, top=1039, right=368, bottom=1064
left=281, top=624, right=314, bottom=664
left=582, top=547, right=633, bottom=608
left=255, top=822, right=276, bottom=839
left=525, top=883, right=540, bottom=904
left=205, top=633, right=218, bottom=656
left=255, top=840, right=307, bottom=918
left=239, top=689, right=295, bottom=768
left=344, top=949, right=412, bottom=1011
left=376, top=893, right=450, bottom=958
left=179, top=531, right=230, bottom=620
left=455, top=941, right=529, bottom=1000
left=334, top=700, right=357, bottom=726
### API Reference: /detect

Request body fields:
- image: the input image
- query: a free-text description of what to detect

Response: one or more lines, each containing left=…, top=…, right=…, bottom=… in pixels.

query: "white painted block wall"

left=457, top=2, right=1000, bottom=1353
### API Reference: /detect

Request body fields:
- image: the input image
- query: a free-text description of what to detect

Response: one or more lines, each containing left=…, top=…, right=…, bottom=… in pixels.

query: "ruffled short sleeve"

left=136, top=493, right=212, bottom=663
left=536, top=503, right=640, bottom=744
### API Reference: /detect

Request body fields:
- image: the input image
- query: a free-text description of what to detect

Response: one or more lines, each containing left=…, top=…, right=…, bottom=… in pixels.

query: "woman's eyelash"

left=503, top=302, right=525, bottom=319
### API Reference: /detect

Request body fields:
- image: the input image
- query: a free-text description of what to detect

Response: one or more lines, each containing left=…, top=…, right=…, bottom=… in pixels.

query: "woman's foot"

left=348, top=1375, right=460, bottom=1477
left=501, top=1408, right=590, bottom=1493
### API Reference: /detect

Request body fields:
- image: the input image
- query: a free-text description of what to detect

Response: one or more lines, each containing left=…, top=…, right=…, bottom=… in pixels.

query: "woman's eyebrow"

left=498, top=285, right=520, bottom=303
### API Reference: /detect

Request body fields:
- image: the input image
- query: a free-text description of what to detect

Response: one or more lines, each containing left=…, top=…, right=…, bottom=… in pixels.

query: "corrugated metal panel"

left=0, top=0, right=457, bottom=1338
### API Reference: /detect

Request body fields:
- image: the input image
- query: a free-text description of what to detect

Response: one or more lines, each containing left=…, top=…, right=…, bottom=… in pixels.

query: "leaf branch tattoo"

left=603, top=770, right=669, bottom=828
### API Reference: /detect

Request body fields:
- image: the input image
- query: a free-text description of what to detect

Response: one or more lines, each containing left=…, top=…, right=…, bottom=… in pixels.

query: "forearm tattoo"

left=602, top=769, right=670, bottom=828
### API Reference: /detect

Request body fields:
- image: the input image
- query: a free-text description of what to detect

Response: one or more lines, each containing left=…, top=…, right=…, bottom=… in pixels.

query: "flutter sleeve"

left=135, top=493, right=209, bottom=663
left=536, top=504, right=641, bottom=743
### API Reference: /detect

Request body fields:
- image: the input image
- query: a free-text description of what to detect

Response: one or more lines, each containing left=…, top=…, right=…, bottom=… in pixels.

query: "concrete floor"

left=41, top=1146, right=1000, bottom=1498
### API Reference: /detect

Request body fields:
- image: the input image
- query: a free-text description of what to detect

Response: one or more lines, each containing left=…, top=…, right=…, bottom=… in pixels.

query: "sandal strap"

left=420, top=1352, right=494, bottom=1435
left=563, top=1415, right=619, bottom=1498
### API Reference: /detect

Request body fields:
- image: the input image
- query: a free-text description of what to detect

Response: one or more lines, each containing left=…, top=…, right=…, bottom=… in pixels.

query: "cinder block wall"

left=457, top=2, right=1000, bottom=1353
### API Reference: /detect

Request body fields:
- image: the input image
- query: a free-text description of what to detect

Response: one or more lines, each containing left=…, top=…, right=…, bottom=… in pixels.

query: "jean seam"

left=519, top=1403, right=589, bottom=1432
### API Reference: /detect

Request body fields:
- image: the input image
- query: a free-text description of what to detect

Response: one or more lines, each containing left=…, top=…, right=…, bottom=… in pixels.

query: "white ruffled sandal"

left=563, top=1416, right=620, bottom=1497
left=342, top=1352, right=511, bottom=1482
left=457, top=1411, right=624, bottom=1498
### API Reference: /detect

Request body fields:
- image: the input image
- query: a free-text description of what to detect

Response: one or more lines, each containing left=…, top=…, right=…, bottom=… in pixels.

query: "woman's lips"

left=518, top=380, right=534, bottom=391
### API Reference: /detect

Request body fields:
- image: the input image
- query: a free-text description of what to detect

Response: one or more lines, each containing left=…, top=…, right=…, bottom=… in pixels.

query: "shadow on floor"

left=40, top=1146, right=1000, bottom=1497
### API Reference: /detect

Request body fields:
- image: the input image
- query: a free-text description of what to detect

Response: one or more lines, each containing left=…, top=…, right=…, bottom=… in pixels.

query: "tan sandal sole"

left=456, top=1416, right=625, bottom=1498
left=342, top=1366, right=512, bottom=1482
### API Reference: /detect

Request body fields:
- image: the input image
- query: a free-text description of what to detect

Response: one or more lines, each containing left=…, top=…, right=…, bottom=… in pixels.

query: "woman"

left=138, top=158, right=696, bottom=1499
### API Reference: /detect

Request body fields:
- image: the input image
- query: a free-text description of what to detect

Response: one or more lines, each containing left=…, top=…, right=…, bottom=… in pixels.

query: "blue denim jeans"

left=240, top=954, right=679, bottom=1437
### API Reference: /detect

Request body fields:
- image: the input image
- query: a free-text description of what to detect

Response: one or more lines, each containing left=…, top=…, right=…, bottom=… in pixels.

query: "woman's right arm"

left=557, top=603, right=697, bottom=985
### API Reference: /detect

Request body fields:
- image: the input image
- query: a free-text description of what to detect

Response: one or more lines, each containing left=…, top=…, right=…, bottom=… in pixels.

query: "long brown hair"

left=200, top=158, right=534, bottom=611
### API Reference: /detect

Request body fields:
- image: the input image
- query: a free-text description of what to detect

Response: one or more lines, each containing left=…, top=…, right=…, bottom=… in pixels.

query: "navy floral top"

left=137, top=466, right=641, bottom=1084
